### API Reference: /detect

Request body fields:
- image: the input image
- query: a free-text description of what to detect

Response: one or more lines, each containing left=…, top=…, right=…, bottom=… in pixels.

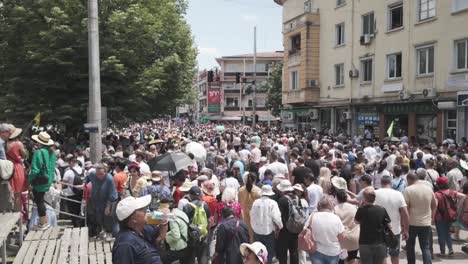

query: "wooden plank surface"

left=40, top=227, right=52, bottom=240
left=57, top=228, right=72, bottom=263
left=50, top=227, right=60, bottom=239
left=12, top=240, right=30, bottom=264
left=24, top=231, right=37, bottom=241
left=32, top=240, right=48, bottom=264
left=95, top=240, right=103, bottom=255
left=79, top=227, right=89, bottom=264
left=70, top=228, right=80, bottom=264
left=52, top=239, right=61, bottom=264
left=89, top=254, right=97, bottom=264
left=88, top=240, right=96, bottom=255
left=22, top=240, right=39, bottom=264
left=105, top=252, right=112, bottom=264
left=32, top=229, right=44, bottom=240
left=42, top=239, right=57, bottom=264
left=97, top=253, right=105, bottom=264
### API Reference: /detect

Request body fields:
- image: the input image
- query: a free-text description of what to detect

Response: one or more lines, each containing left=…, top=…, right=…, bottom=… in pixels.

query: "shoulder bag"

left=32, top=150, right=49, bottom=186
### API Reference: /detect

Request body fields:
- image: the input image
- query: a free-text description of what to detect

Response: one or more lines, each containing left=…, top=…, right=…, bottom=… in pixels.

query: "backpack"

left=436, top=191, right=458, bottom=223
left=177, top=215, right=203, bottom=249
left=285, top=196, right=306, bottom=234
left=149, top=185, right=163, bottom=211
left=189, top=202, right=208, bottom=237
left=70, top=168, right=84, bottom=196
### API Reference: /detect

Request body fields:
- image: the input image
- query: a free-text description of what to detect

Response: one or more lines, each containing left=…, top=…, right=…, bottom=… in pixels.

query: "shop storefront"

left=356, top=107, right=380, bottom=139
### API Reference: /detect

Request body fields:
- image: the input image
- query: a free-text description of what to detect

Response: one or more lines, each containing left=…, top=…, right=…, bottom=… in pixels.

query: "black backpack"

left=177, top=215, right=203, bottom=249
left=70, top=168, right=84, bottom=196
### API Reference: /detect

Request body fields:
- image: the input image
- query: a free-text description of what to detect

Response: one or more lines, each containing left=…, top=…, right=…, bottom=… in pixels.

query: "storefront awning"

left=221, top=116, right=241, bottom=121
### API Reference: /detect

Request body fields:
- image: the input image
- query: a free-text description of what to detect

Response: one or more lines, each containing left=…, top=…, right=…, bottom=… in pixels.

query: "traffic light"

left=235, top=72, right=241, bottom=84
left=207, top=70, right=214, bottom=83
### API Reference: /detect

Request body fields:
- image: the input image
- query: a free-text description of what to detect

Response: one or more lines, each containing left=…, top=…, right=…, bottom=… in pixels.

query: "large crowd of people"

left=1, top=119, right=468, bottom=264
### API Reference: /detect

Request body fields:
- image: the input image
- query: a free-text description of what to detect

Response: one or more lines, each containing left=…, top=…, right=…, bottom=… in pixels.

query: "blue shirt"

left=86, top=172, right=118, bottom=210
left=112, top=225, right=162, bottom=264
left=392, top=177, right=406, bottom=192
left=0, top=138, right=6, bottom=160
left=142, top=184, right=171, bottom=199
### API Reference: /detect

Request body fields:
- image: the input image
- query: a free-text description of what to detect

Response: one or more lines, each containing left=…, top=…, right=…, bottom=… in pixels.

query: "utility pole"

left=88, top=0, right=102, bottom=163
left=252, top=26, right=257, bottom=130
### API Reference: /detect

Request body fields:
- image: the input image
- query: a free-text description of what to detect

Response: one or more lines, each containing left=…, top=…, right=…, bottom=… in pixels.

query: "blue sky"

left=186, top=0, right=283, bottom=70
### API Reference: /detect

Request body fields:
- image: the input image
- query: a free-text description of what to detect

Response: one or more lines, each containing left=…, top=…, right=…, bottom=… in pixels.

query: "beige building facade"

left=275, top=0, right=468, bottom=144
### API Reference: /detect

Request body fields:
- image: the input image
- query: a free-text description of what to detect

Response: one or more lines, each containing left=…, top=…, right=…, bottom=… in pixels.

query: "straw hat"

left=179, top=180, right=193, bottom=192
left=151, top=171, right=162, bottom=182
left=31, top=132, right=54, bottom=146
left=331, top=177, right=348, bottom=191
left=201, top=181, right=215, bottom=195
left=9, top=126, right=22, bottom=139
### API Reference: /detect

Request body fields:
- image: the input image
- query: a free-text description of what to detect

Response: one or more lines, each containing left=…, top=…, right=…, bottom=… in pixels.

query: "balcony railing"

left=288, top=52, right=301, bottom=67
left=224, top=106, right=240, bottom=111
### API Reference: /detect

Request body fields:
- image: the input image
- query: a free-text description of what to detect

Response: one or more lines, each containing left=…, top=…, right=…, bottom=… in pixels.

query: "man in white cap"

left=112, top=195, right=169, bottom=264
left=0, top=123, right=13, bottom=160
left=250, top=185, right=283, bottom=264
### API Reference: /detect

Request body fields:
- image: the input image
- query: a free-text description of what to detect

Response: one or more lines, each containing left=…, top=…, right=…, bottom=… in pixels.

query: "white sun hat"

left=116, top=195, right=151, bottom=221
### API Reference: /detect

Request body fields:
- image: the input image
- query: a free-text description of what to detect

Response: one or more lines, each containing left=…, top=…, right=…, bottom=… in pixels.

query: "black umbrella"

left=148, top=152, right=193, bottom=173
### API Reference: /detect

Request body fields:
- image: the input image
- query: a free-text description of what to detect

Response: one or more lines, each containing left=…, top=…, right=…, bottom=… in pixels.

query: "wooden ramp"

left=13, top=227, right=110, bottom=264
left=0, top=212, right=22, bottom=264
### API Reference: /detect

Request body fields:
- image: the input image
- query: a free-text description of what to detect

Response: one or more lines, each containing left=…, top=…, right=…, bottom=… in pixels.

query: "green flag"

left=387, top=121, right=394, bottom=138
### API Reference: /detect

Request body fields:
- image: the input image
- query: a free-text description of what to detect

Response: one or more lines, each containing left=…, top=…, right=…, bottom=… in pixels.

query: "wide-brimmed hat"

left=151, top=171, right=162, bottom=182
left=149, top=139, right=165, bottom=145
left=277, top=179, right=294, bottom=192
left=460, top=159, right=468, bottom=171
left=292, top=184, right=304, bottom=192
left=240, top=242, right=268, bottom=264
left=9, top=126, right=22, bottom=139
left=32, top=132, right=54, bottom=146
left=331, top=177, right=348, bottom=191
left=261, top=185, right=275, bottom=196
left=116, top=195, right=151, bottom=221
left=179, top=180, right=193, bottom=192
left=201, top=181, right=215, bottom=195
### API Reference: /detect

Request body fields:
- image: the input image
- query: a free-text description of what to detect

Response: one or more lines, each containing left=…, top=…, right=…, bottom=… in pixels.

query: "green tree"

left=0, top=0, right=196, bottom=129
left=265, top=62, right=283, bottom=117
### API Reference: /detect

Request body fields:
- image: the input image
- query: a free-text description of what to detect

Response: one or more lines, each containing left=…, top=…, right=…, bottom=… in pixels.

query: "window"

left=419, top=0, right=436, bottom=21
left=417, top=46, right=434, bottom=75
left=226, top=98, right=239, bottom=107
left=446, top=110, right=457, bottom=140
left=361, top=58, right=373, bottom=82
left=304, top=0, right=312, bottom=12
left=362, top=12, right=375, bottom=35
left=248, top=100, right=253, bottom=107
left=290, top=71, right=299, bottom=90
left=387, top=53, right=402, bottom=79
left=335, top=64, right=344, bottom=86
left=335, top=23, right=345, bottom=46
left=336, top=0, right=345, bottom=7
left=388, top=3, right=403, bottom=30
left=455, top=39, right=468, bottom=70
left=453, top=0, right=468, bottom=12
left=289, top=34, right=301, bottom=55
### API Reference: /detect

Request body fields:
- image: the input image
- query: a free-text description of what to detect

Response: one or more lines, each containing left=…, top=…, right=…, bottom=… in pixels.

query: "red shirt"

left=173, top=183, right=185, bottom=206
left=202, top=195, right=218, bottom=217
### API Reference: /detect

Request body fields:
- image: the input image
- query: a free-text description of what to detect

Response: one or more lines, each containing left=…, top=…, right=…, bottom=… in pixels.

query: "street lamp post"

left=88, top=0, right=102, bottom=163
left=252, top=26, right=257, bottom=130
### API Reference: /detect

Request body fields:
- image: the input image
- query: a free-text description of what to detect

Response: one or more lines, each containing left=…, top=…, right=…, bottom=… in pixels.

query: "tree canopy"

left=0, top=0, right=197, bottom=129
left=265, top=62, right=283, bottom=117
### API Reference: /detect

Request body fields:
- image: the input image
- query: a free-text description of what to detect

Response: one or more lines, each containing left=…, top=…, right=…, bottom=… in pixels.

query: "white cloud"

left=240, top=13, right=258, bottom=22
left=198, top=47, right=219, bottom=55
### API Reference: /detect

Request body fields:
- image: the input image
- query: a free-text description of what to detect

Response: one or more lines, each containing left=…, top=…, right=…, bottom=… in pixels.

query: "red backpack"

left=436, top=190, right=458, bottom=223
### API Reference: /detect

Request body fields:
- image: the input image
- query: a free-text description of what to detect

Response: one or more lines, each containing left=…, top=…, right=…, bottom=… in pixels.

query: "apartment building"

left=275, top=0, right=468, bottom=144
left=210, top=52, right=284, bottom=122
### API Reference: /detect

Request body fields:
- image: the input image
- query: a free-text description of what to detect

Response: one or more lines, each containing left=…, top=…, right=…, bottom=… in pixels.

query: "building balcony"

left=282, top=87, right=320, bottom=105
left=288, top=51, right=301, bottom=67
left=224, top=89, right=241, bottom=94
left=224, top=106, right=240, bottom=111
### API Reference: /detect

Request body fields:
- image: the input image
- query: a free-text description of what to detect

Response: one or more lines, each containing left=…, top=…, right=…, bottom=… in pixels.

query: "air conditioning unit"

left=422, top=88, right=436, bottom=98
left=343, top=111, right=352, bottom=120
left=399, top=90, right=410, bottom=101
left=308, top=80, right=318, bottom=87
left=349, top=69, right=359, bottom=78
left=310, top=109, right=319, bottom=120
left=360, top=34, right=373, bottom=45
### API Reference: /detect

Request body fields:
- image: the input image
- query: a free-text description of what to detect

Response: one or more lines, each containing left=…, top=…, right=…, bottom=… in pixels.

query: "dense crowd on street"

left=1, top=119, right=468, bottom=264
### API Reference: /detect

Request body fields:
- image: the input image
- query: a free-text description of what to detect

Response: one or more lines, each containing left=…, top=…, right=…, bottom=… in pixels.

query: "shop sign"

left=357, top=113, right=379, bottom=125
left=383, top=104, right=434, bottom=114
left=457, top=91, right=468, bottom=106
left=208, top=82, right=221, bottom=113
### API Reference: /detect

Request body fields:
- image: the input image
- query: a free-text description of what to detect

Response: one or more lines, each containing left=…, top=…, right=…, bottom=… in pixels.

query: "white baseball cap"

left=240, top=242, right=268, bottom=264
left=116, top=195, right=151, bottom=221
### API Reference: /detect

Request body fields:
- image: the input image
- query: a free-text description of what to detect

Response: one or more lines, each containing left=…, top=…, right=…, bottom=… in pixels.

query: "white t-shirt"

left=306, top=184, right=323, bottom=212
left=267, top=161, right=288, bottom=177
left=139, top=161, right=151, bottom=175
left=375, top=188, right=407, bottom=234
left=221, top=177, right=240, bottom=192
left=251, top=148, right=261, bottom=163
left=311, top=212, right=344, bottom=256
left=373, top=169, right=391, bottom=189
left=62, top=165, right=83, bottom=197
left=239, top=149, right=251, bottom=162
left=363, top=146, right=377, bottom=163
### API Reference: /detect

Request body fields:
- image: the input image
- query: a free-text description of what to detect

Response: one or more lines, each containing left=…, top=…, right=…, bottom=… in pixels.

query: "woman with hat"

left=7, top=126, right=26, bottom=212
left=126, top=163, right=147, bottom=198
left=240, top=242, right=268, bottom=264
left=29, top=131, right=57, bottom=230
